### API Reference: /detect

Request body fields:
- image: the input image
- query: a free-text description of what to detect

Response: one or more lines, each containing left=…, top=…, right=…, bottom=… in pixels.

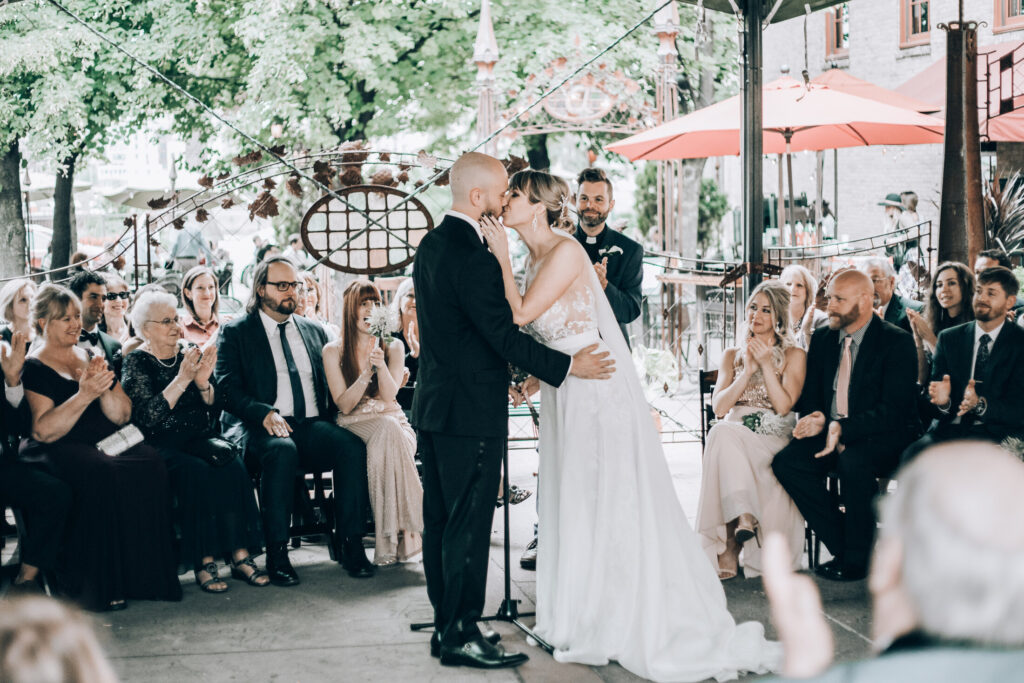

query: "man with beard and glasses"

left=572, top=168, right=643, bottom=345
left=215, top=256, right=374, bottom=586
left=772, top=270, right=919, bottom=582
left=901, top=266, right=1024, bottom=461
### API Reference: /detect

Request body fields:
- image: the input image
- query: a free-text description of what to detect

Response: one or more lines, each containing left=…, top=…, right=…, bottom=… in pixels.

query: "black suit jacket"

left=412, top=214, right=571, bottom=438
left=797, top=316, right=920, bottom=446
left=575, top=226, right=643, bottom=341
left=883, top=295, right=923, bottom=334
left=214, top=310, right=332, bottom=449
left=926, top=320, right=1024, bottom=441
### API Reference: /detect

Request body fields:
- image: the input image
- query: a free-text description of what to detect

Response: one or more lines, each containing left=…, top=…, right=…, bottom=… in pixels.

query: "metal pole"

left=741, top=1, right=764, bottom=289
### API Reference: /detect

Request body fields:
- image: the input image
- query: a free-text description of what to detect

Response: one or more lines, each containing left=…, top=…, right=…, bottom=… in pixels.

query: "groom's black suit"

left=413, top=213, right=571, bottom=649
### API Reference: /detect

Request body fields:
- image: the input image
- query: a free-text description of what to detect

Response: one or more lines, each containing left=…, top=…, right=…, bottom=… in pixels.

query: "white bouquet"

left=365, top=304, right=399, bottom=345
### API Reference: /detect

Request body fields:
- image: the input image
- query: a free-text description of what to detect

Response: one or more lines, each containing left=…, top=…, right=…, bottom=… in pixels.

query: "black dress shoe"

left=520, top=537, right=537, bottom=570
left=338, top=537, right=375, bottom=578
left=814, top=559, right=867, bottom=582
left=439, top=636, right=528, bottom=669
left=430, top=629, right=501, bottom=658
left=266, top=543, right=300, bottom=587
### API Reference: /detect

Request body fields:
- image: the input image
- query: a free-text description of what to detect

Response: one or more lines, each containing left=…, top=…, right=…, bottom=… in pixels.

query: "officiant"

left=572, top=167, right=643, bottom=345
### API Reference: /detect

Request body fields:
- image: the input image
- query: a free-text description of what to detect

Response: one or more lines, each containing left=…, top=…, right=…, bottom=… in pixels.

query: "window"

left=825, top=3, right=850, bottom=59
left=995, top=0, right=1024, bottom=32
left=900, top=0, right=930, bottom=47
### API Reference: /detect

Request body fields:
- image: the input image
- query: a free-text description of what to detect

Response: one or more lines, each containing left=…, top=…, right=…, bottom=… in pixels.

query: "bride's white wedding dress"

left=523, top=232, right=781, bottom=682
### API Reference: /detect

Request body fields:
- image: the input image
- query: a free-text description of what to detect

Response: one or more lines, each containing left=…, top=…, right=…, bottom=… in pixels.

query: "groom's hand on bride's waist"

left=570, top=344, right=615, bottom=380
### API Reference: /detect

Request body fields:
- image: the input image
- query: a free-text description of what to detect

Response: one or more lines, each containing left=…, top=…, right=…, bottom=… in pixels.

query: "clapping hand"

left=957, top=378, right=980, bottom=417
left=906, top=309, right=936, bottom=349
left=793, top=411, right=826, bottom=439
left=406, top=319, right=420, bottom=358
left=479, top=214, right=510, bottom=262
left=928, top=374, right=952, bottom=406
left=194, top=345, right=217, bottom=387
left=762, top=532, right=834, bottom=678
left=76, top=355, right=115, bottom=400
left=0, top=331, right=27, bottom=385
left=814, top=421, right=842, bottom=458
left=594, top=258, right=609, bottom=290
left=748, top=337, right=773, bottom=368
left=177, top=346, right=201, bottom=383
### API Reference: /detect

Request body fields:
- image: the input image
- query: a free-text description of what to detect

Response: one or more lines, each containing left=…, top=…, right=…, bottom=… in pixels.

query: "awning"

left=677, top=0, right=844, bottom=24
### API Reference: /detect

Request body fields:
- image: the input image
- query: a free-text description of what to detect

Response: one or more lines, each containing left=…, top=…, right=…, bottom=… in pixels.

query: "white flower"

left=599, top=245, right=624, bottom=257
left=365, top=304, right=399, bottom=340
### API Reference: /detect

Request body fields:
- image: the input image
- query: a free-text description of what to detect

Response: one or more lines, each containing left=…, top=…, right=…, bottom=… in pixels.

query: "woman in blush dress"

left=323, top=280, right=423, bottom=566
left=695, top=281, right=806, bottom=580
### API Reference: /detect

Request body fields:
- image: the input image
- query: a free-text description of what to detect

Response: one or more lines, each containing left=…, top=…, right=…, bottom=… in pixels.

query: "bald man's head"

left=878, top=442, right=1024, bottom=645
left=449, top=152, right=508, bottom=220
left=825, top=269, right=874, bottom=331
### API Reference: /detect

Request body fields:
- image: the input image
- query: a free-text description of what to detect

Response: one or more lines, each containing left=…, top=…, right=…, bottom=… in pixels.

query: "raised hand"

left=793, top=411, right=826, bottom=439
left=594, top=258, right=609, bottom=290
left=406, top=318, right=420, bottom=358
left=762, top=532, right=834, bottom=678
left=748, top=337, right=773, bottom=368
left=77, top=357, right=115, bottom=400
left=906, top=309, right=936, bottom=348
left=195, top=345, right=217, bottom=387
left=368, top=338, right=387, bottom=370
left=176, top=346, right=201, bottom=383
left=479, top=214, right=510, bottom=263
left=928, top=374, right=952, bottom=406
left=957, top=378, right=980, bottom=417
left=570, top=343, right=615, bottom=380
left=814, top=421, right=842, bottom=458
left=0, top=331, right=27, bottom=385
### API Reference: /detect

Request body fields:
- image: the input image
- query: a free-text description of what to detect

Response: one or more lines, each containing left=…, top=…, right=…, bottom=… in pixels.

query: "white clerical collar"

left=975, top=319, right=1005, bottom=344
left=445, top=210, right=484, bottom=242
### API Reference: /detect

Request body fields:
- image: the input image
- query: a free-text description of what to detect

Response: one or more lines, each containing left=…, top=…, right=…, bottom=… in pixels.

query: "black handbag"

left=186, top=435, right=240, bottom=467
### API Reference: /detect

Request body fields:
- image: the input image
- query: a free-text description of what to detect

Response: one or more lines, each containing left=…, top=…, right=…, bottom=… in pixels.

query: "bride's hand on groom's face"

left=570, top=344, right=615, bottom=380
left=480, top=214, right=509, bottom=260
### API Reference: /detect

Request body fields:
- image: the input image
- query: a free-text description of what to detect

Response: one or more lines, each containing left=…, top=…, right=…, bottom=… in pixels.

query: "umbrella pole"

left=786, top=134, right=796, bottom=247
left=833, top=149, right=839, bottom=231
left=777, top=154, right=785, bottom=246
left=740, top=0, right=764, bottom=290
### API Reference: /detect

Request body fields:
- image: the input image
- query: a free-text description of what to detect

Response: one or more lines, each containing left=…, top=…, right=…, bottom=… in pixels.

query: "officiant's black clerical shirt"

left=575, top=225, right=608, bottom=263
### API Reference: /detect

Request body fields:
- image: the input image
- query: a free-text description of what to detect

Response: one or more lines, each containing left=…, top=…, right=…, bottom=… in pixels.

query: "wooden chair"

left=698, top=369, right=719, bottom=449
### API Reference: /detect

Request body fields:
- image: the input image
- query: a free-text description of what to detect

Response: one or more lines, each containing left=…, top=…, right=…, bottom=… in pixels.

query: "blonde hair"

left=0, top=279, right=36, bottom=324
left=735, top=281, right=794, bottom=373
left=31, top=285, right=79, bottom=337
left=508, top=170, right=575, bottom=234
left=780, top=264, right=818, bottom=314
left=0, top=597, right=118, bottom=683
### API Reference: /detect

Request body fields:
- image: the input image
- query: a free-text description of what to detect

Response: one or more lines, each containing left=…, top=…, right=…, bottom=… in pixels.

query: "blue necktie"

left=278, top=321, right=306, bottom=419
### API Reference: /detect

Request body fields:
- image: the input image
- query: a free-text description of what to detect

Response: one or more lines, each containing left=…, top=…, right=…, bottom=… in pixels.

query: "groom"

left=413, top=152, right=614, bottom=668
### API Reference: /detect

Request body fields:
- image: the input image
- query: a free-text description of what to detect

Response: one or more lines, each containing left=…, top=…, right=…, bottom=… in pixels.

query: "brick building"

left=734, top=0, right=1024, bottom=241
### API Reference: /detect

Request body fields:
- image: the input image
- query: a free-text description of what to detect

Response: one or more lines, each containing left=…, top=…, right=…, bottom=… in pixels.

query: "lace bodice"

left=520, top=258, right=599, bottom=345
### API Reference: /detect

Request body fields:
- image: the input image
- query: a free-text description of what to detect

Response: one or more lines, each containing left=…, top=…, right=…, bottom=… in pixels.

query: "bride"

left=480, top=170, right=780, bottom=682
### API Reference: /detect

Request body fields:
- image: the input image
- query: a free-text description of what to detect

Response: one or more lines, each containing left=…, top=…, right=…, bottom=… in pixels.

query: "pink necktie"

left=836, top=336, right=853, bottom=417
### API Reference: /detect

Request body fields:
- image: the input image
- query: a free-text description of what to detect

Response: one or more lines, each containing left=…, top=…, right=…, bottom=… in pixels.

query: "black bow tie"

left=80, top=331, right=100, bottom=345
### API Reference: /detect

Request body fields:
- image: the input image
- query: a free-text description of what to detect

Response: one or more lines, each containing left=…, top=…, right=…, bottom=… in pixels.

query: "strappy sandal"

left=230, top=556, right=270, bottom=587
left=735, top=513, right=761, bottom=547
left=195, top=562, right=229, bottom=593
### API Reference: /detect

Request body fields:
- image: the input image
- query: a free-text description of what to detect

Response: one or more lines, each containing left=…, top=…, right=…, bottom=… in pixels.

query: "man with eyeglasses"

left=68, top=271, right=123, bottom=378
left=215, top=256, right=373, bottom=586
left=858, top=257, right=922, bottom=335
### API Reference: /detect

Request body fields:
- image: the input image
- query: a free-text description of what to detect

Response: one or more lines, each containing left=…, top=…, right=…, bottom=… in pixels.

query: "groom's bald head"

left=449, top=152, right=508, bottom=220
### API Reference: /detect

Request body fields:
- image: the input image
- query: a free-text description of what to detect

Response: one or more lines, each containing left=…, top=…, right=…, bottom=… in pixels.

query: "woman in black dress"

left=390, top=278, right=419, bottom=412
left=21, top=285, right=180, bottom=611
left=121, top=291, right=267, bottom=592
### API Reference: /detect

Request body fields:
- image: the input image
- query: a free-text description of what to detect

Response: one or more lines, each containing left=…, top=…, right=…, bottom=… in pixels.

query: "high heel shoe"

left=717, top=535, right=740, bottom=581
left=735, top=513, right=761, bottom=547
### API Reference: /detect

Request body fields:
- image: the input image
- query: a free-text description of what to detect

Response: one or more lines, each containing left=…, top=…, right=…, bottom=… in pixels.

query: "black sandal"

left=195, top=562, right=229, bottom=593
left=230, top=556, right=270, bottom=587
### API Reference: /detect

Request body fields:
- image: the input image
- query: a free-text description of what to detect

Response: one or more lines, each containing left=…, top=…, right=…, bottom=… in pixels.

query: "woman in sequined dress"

left=324, top=281, right=423, bottom=566
left=695, top=282, right=807, bottom=580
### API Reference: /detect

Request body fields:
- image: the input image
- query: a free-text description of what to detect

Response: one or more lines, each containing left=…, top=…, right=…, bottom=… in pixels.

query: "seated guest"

left=0, top=279, right=36, bottom=346
left=974, top=248, right=1011, bottom=272
left=67, top=271, right=122, bottom=377
left=696, top=281, right=806, bottom=580
left=298, top=271, right=340, bottom=340
left=762, top=442, right=1024, bottom=681
left=97, top=275, right=130, bottom=343
left=390, top=278, right=419, bottom=412
left=0, top=331, right=71, bottom=596
left=21, top=284, right=180, bottom=611
left=324, top=281, right=423, bottom=566
left=121, top=291, right=268, bottom=593
left=859, top=256, right=922, bottom=334
left=772, top=270, right=919, bottom=582
left=121, top=283, right=171, bottom=355
left=781, top=265, right=827, bottom=349
left=214, top=256, right=373, bottom=585
left=906, top=262, right=975, bottom=383
left=902, top=267, right=1024, bottom=461
left=180, top=266, right=224, bottom=346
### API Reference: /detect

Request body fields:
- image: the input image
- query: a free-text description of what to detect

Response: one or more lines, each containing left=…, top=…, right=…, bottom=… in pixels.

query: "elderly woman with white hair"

left=390, top=277, right=419, bottom=412
left=120, top=291, right=268, bottom=594
left=780, top=265, right=828, bottom=350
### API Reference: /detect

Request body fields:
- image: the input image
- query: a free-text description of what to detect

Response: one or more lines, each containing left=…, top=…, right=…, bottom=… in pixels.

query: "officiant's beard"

left=580, top=209, right=609, bottom=228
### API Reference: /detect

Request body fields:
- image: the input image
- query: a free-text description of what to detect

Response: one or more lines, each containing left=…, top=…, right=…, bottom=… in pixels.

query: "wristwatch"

left=973, top=397, right=988, bottom=416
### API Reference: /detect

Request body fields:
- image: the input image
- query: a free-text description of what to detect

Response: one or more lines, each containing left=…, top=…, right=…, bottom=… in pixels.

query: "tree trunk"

left=51, top=152, right=79, bottom=271
left=0, top=141, right=27, bottom=278
left=524, top=134, right=550, bottom=171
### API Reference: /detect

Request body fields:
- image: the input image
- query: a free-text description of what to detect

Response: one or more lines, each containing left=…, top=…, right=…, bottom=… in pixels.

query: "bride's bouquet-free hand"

left=509, top=364, right=540, bottom=427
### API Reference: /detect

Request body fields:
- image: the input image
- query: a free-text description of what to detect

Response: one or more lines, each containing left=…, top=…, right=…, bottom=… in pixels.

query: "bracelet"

left=198, top=384, right=213, bottom=393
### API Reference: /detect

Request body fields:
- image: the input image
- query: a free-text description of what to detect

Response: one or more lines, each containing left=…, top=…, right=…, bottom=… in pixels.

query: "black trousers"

left=418, top=430, right=504, bottom=649
left=901, top=423, right=1001, bottom=464
left=772, top=434, right=904, bottom=569
left=0, top=462, right=71, bottom=571
left=247, top=418, right=368, bottom=545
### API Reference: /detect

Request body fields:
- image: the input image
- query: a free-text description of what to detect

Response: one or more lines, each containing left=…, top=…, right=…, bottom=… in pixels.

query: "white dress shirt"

left=970, top=320, right=1004, bottom=380
left=258, top=310, right=319, bottom=418
left=77, top=324, right=104, bottom=358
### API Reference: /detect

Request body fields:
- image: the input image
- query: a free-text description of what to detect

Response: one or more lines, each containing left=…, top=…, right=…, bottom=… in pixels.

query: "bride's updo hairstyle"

left=508, top=170, right=576, bottom=235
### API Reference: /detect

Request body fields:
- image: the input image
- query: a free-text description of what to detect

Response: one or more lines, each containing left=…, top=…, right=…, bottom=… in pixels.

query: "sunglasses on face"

left=103, top=292, right=131, bottom=301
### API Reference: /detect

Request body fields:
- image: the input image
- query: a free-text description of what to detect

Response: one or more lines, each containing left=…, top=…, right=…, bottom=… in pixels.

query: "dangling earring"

left=531, top=212, right=538, bottom=233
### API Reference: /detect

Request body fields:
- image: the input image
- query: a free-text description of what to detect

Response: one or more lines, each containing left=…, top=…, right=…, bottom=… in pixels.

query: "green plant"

left=698, top=177, right=729, bottom=250
left=984, top=171, right=1024, bottom=253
